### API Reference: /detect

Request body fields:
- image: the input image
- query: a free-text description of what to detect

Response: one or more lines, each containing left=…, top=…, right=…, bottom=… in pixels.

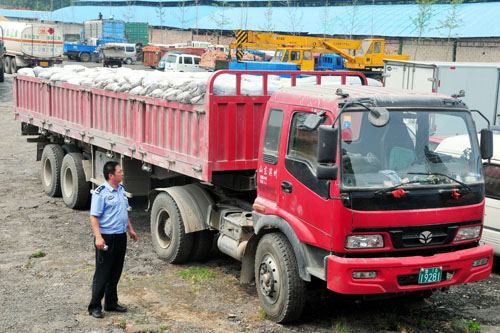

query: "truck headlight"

left=346, top=235, right=384, bottom=249
left=454, top=226, right=481, bottom=242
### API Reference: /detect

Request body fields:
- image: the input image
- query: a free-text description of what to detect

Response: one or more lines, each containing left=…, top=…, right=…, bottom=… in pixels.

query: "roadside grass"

left=29, top=249, right=46, bottom=259
left=332, top=317, right=350, bottom=333
left=159, top=323, right=169, bottom=331
left=179, top=267, right=216, bottom=284
left=463, top=319, right=481, bottom=333
left=257, top=308, right=266, bottom=321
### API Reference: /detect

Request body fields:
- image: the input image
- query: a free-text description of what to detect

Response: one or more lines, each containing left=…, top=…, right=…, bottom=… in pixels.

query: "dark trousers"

left=88, top=233, right=127, bottom=311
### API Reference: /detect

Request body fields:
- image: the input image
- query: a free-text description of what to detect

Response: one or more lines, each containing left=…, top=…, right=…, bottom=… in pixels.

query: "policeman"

left=88, top=161, right=138, bottom=319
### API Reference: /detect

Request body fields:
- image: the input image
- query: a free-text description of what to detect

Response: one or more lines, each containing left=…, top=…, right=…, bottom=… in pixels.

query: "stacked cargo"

left=125, top=22, right=149, bottom=46
left=84, top=19, right=126, bottom=41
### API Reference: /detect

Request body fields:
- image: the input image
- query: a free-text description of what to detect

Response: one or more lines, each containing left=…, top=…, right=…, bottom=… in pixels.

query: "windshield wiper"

left=373, top=179, right=431, bottom=196
left=407, top=172, right=472, bottom=193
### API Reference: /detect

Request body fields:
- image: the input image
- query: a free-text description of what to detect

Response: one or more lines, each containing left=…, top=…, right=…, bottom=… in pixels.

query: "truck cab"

left=272, top=47, right=315, bottom=70
left=252, top=85, right=493, bottom=320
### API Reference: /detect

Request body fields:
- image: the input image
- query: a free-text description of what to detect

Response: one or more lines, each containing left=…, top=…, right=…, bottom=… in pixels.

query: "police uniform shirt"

left=90, top=182, right=129, bottom=234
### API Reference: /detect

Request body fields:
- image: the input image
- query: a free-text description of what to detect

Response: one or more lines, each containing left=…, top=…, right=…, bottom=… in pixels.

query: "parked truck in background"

left=64, top=18, right=127, bottom=62
left=13, top=70, right=494, bottom=323
left=0, top=21, right=63, bottom=74
left=383, top=60, right=500, bottom=129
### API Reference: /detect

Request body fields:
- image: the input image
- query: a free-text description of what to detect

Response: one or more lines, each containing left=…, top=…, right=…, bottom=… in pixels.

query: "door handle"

left=281, top=181, right=293, bottom=193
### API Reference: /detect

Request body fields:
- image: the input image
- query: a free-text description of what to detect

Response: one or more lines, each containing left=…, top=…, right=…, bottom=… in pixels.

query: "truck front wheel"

left=255, top=233, right=305, bottom=323
left=150, top=193, right=193, bottom=264
left=60, top=153, right=90, bottom=209
left=40, top=144, right=64, bottom=197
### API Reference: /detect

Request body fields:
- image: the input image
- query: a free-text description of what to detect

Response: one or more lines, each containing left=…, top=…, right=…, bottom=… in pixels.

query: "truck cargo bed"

left=13, top=70, right=366, bottom=182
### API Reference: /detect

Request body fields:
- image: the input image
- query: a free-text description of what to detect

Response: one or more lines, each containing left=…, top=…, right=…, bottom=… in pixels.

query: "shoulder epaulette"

left=94, top=185, right=105, bottom=194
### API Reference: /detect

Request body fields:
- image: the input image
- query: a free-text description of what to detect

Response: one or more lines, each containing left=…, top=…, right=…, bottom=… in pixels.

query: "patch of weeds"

left=257, top=308, right=266, bottom=321
left=159, top=324, right=169, bottom=331
left=463, top=319, right=480, bottom=333
left=29, top=250, right=46, bottom=259
left=134, top=318, right=148, bottom=325
left=372, top=310, right=401, bottom=331
left=179, top=267, right=216, bottom=284
left=332, top=317, right=350, bottom=333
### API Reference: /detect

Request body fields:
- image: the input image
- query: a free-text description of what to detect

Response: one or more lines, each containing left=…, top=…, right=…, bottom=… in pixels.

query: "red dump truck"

left=13, top=70, right=494, bottom=323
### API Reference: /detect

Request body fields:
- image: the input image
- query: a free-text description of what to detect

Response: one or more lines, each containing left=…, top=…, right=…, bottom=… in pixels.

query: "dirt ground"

left=1, top=67, right=500, bottom=333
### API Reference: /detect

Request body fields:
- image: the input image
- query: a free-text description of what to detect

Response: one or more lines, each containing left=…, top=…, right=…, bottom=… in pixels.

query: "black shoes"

left=89, top=308, right=104, bottom=318
left=104, top=303, right=128, bottom=313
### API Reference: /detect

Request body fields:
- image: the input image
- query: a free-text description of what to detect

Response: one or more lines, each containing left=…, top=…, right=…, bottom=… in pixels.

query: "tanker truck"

left=0, top=21, right=63, bottom=74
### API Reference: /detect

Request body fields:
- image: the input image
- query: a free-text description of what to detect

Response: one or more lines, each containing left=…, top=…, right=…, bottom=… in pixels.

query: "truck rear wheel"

left=10, top=57, right=17, bottom=74
left=0, top=58, right=4, bottom=82
left=61, top=153, right=90, bottom=209
left=4, top=56, right=11, bottom=75
left=150, top=192, right=193, bottom=264
left=80, top=53, right=90, bottom=62
left=40, top=144, right=64, bottom=197
left=255, top=233, right=305, bottom=323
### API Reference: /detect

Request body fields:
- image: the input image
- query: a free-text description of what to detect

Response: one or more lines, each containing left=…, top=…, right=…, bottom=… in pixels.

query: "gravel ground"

left=0, top=66, right=499, bottom=333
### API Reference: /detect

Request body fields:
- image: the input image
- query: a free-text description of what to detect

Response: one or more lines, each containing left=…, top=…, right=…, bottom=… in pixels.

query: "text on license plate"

left=418, top=267, right=442, bottom=284
left=39, top=61, right=49, bottom=67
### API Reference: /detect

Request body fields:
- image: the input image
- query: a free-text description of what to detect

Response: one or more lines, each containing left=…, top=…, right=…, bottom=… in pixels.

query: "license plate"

left=418, top=267, right=442, bottom=284
left=39, top=61, right=49, bottom=67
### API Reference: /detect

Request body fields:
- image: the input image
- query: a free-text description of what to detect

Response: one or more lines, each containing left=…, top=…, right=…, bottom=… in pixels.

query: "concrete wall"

left=389, top=38, right=500, bottom=62
left=149, top=28, right=233, bottom=45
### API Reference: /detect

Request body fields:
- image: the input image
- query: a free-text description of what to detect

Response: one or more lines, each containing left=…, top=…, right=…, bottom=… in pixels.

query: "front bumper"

left=326, top=245, right=493, bottom=294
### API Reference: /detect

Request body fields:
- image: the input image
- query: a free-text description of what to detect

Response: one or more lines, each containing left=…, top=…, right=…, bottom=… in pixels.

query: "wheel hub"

left=156, top=209, right=172, bottom=249
left=259, top=254, right=279, bottom=303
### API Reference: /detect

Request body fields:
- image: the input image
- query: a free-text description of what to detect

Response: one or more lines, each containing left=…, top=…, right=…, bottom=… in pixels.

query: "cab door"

left=276, top=109, right=335, bottom=248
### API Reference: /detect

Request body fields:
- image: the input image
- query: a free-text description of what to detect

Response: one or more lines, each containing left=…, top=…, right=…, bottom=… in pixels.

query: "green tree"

left=411, top=0, right=438, bottom=58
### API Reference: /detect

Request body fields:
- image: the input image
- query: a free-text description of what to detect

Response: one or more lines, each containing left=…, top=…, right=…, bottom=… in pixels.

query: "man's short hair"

left=103, top=161, right=120, bottom=181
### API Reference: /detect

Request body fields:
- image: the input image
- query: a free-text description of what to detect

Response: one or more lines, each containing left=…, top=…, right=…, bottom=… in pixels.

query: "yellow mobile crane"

left=230, top=30, right=410, bottom=72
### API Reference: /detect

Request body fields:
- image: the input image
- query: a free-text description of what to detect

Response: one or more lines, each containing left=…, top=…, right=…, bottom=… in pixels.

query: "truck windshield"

left=340, top=110, right=483, bottom=190
left=272, top=50, right=284, bottom=62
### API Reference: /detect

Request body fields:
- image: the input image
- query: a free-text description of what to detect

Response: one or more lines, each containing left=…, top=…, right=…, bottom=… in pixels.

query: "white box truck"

left=0, top=21, right=63, bottom=74
left=383, top=60, right=500, bottom=129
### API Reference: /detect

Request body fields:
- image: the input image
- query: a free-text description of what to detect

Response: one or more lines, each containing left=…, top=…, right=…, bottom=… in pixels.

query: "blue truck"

left=229, top=52, right=345, bottom=73
left=64, top=19, right=127, bottom=62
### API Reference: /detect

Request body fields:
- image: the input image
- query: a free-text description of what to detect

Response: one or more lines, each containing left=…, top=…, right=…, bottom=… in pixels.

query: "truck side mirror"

left=480, top=128, right=493, bottom=160
left=318, top=125, right=338, bottom=164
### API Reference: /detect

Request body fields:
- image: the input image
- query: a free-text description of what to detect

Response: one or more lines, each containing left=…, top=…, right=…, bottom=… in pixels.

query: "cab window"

left=290, top=51, right=300, bottom=61
left=373, top=42, right=381, bottom=53
left=184, top=56, right=193, bottom=64
left=285, top=111, right=330, bottom=198
left=263, top=109, right=284, bottom=165
left=303, top=51, right=312, bottom=60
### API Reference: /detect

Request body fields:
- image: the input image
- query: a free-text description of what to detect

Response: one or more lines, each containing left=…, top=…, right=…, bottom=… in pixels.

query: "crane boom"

left=231, top=30, right=410, bottom=71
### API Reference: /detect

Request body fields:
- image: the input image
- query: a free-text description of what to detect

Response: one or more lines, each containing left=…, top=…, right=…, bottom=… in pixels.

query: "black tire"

left=255, top=233, right=305, bottom=323
left=60, top=153, right=90, bottom=209
left=4, top=56, right=11, bottom=75
left=0, top=58, right=4, bottom=82
left=150, top=193, right=193, bottom=264
left=190, top=230, right=214, bottom=262
left=10, top=57, right=17, bottom=74
left=80, top=52, right=90, bottom=62
left=40, top=144, right=64, bottom=197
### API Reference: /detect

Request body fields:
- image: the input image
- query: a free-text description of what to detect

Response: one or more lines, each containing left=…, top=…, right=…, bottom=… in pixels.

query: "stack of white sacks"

left=17, top=66, right=382, bottom=105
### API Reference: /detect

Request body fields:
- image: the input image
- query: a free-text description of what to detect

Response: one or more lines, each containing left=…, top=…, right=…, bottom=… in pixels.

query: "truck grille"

left=389, top=225, right=458, bottom=249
